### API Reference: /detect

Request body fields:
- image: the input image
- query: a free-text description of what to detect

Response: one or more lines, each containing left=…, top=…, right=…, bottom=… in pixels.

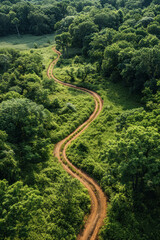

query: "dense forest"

left=0, top=0, right=160, bottom=239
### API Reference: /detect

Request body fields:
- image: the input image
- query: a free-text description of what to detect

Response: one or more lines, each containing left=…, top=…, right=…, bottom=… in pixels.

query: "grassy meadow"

left=0, top=33, right=56, bottom=50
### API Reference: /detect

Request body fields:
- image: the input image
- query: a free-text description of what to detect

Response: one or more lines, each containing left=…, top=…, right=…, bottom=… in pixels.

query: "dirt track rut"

left=47, top=48, right=107, bottom=240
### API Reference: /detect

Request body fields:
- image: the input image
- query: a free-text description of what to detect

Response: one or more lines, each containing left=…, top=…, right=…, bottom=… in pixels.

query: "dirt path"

left=47, top=48, right=107, bottom=240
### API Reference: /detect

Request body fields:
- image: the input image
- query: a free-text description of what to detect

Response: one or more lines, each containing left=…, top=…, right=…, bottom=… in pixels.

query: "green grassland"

left=0, top=33, right=55, bottom=50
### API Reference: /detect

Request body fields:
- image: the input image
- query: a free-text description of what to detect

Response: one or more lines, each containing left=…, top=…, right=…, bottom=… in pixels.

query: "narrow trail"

left=47, top=48, right=107, bottom=240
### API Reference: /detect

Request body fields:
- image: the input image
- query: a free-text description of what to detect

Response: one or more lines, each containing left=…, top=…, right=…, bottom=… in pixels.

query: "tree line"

left=0, top=0, right=100, bottom=36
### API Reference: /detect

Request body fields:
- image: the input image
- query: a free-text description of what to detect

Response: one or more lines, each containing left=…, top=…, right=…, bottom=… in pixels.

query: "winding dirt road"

left=47, top=48, right=107, bottom=240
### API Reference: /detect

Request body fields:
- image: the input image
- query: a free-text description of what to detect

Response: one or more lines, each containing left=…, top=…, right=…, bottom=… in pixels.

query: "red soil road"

left=47, top=48, right=107, bottom=240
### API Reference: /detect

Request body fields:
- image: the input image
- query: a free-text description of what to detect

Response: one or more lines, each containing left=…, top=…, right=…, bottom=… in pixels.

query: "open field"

left=0, top=33, right=55, bottom=50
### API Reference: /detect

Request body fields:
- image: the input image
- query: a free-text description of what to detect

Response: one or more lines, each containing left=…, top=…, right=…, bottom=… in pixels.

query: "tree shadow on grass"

left=102, top=81, right=142, bottom=110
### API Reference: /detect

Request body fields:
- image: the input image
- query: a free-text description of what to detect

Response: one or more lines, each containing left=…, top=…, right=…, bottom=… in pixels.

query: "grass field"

left=0, top=33, right=55, bottom=50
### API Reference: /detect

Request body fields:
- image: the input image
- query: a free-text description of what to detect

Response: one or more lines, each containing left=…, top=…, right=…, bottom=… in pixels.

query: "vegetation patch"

left=1, top=0, right=160, bottom=239
left=0, top=34, right=55, bottom=50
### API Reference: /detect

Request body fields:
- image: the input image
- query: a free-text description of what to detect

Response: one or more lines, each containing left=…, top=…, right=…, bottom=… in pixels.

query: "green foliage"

left=65, top=67, right=76, bottom=82
left=0, top=130, right=19, bottom=183
left=1, top=0, right=160, bottom=239
left=0, top=54, right=10, bottom=72
left=106, top=126, right=160, bottom=193
left=55, top=32, right=71, bottom=57
left=50, top=1, right=160, bottom=239
left=0, top=41, right=95, bottom=239
left=69, top=20, right=99, bottom=48
left=0, top=0, right=68, bottom=36
left=59, top=5, right=160, bottom=233
left=51, top=175, right=90, bottom=238
left=76, top=64, right=95, bottom=82
left=0, top=98, right=51, bottom=164
left=0, top=180, right=43, bottom=239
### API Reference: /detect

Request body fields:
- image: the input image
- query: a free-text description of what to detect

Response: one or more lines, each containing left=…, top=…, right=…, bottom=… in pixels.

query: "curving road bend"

left=47, top=48, right=107, bottom=240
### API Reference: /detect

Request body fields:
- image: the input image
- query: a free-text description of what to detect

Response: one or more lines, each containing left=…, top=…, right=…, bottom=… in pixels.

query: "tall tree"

left=9, top=11, right=21, bottom=37
left=0, top=98, right=51, bottom=164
